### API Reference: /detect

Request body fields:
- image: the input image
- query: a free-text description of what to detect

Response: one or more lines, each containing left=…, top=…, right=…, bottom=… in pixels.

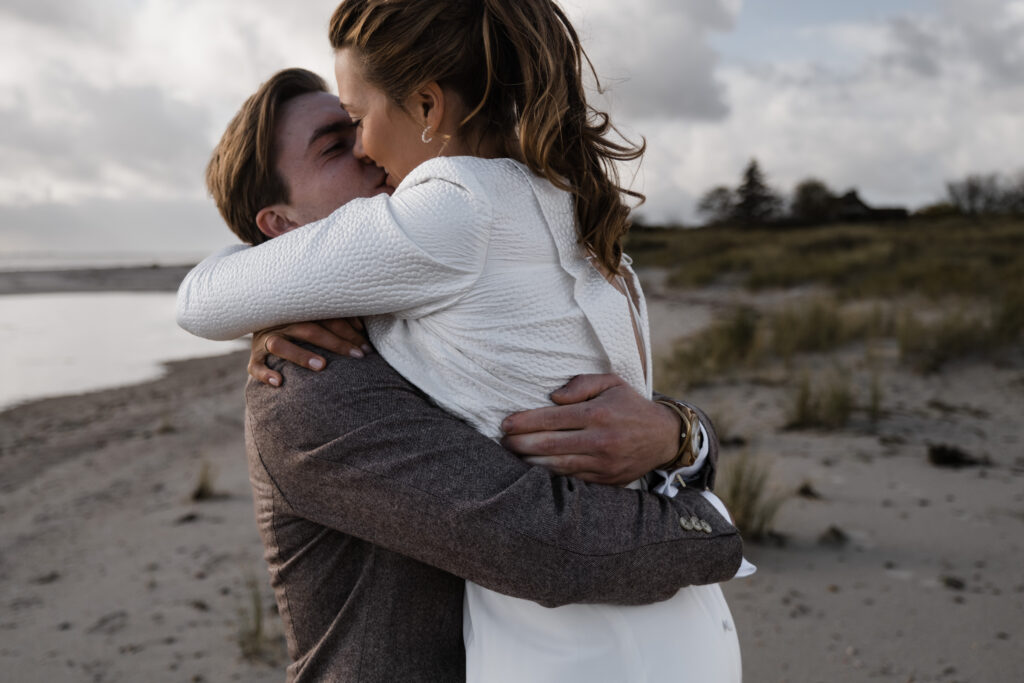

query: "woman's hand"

left=249, top=318, right=372, bottom=387
left=499, top=374, right=681, bottom=486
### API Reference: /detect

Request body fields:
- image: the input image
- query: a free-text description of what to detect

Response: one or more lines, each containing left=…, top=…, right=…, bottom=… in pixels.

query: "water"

left=2, top=292, right=247, bottom=410
left=0, top=251, right=207, bottom=272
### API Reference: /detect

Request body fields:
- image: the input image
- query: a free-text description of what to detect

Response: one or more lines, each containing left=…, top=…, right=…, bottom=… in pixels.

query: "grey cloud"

left=882, top=3, right=1024, bottom=84
left=884, top=17, right=944, bottom=78
left=586, top=0, right=736, bottom=121
left=0, top=197, right=229, bottom=254
left=0, top=79, right=212, bottom=198
left=0, top=0, right=131, bottom=36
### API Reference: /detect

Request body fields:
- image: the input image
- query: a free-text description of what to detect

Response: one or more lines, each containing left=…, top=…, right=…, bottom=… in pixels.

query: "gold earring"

left=421, top=126, right=433, bottom=144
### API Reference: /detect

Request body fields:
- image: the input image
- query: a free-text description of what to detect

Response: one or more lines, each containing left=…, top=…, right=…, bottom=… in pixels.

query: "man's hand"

left=249, top=318, right=372, bottom=387
left=500, top=374, right=680, bottom=485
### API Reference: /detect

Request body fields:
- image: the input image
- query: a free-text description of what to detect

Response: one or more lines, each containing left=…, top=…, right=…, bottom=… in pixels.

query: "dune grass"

left=661, top=305, right=761, bottom=387
left=717, top=452, right=789, bottom=542
left=786, top=370, right=855, bottom=430
left=628, top=216, right=1024, bottom=302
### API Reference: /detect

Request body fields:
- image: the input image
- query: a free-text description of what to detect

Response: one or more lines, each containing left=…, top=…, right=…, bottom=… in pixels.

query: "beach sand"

left=1, top=267, right=1021, bottom=682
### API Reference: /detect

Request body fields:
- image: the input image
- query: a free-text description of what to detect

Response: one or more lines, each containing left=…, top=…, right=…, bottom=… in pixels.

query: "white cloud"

left=563, top=0, right=738, bottom=120
left=628, top=0, right=1024, bottom=222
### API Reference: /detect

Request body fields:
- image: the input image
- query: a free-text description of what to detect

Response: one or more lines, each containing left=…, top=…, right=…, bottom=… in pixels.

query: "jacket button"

left=679, top=517, right=694, bottom=531
left=700, top=520, right=712, bottom=533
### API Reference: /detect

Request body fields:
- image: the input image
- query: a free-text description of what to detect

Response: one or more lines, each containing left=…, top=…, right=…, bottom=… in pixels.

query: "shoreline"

left=0, top=264, right=195, bottom=295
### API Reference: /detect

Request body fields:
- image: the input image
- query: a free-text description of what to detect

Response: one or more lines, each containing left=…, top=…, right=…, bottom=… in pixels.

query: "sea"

left=1, top=251, right=247, bottom=410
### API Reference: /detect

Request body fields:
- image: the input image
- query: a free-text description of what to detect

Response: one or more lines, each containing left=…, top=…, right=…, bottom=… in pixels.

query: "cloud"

left=563, top=0, right=739, bottom=120
left=0, top=80, right=212, bottom=204
left=631, top=0, right=1024, bottom=223
left=0, top=198, right=230, bottom=255
left=2, top=0, right=1020, bottom=243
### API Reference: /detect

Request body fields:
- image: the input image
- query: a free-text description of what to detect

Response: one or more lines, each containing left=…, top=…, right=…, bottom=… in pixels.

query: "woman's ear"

left=255, top=205, right=300, bottom=239
left=412, top=81, right=446, bottom=133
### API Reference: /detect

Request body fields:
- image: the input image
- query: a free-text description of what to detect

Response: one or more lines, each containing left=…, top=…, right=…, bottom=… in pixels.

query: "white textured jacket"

left=177, top=156, right=653, bottom=439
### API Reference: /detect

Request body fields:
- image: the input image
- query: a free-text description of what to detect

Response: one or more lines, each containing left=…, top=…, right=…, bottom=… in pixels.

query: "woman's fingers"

left=248, top=333, right=283, bottom=387
left=264, top=335, right=330, bottom=370
left=248, top=358, right=284, bottom=387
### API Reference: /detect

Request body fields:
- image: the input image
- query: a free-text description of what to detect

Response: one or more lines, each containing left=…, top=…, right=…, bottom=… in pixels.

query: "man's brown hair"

left=206, top=68, right=329, bottom=245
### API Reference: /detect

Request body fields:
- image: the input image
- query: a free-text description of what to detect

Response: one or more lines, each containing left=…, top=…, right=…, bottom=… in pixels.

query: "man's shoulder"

left=245, top=351, right=423, bottom=437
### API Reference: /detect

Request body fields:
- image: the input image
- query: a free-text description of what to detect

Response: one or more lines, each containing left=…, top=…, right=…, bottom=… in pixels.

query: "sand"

left=1, top=266, right=1021, bottom=682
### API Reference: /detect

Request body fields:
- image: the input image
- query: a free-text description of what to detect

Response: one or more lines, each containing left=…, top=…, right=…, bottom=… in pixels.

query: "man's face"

left=272, top=91, right=390, bottom=228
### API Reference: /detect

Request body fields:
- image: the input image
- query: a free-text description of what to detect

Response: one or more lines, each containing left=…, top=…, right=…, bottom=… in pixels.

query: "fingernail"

left=269, top=377, right=280, bottom=387
left=349, top=348, right=365, bottom=359
left=309, top=358, right=325, bottom=370
left=361, top=344, right=372, bottom=354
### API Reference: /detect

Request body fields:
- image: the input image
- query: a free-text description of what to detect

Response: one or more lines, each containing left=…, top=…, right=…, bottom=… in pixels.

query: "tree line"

left=695, top=159, right=1024, bottom=227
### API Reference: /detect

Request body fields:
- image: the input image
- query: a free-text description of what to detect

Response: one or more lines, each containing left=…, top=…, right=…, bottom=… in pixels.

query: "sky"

left=1, top=0, right=1022, bottom=257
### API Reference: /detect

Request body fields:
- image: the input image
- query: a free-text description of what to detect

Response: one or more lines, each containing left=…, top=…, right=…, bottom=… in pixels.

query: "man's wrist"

left=653, top=399, right=701, bottom=470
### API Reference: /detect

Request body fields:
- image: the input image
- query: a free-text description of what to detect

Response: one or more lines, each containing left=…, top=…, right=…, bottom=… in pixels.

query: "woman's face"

left=334, top=48, right=429, bottom=188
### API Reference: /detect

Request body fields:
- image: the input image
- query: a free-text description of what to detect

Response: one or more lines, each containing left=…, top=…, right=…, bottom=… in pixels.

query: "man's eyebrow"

left=307, top=121, right=356, bottom=149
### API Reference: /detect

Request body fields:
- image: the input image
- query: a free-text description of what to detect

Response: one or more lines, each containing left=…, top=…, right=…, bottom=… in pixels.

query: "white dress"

left=177, top=156, right=742, bottom=682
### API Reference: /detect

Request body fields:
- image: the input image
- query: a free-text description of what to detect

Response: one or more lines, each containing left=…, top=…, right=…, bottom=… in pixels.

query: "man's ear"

left=255, top=205, right=299, bottom=239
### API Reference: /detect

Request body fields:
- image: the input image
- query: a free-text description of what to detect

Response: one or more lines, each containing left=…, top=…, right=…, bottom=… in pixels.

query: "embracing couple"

left=178, top=1, right=751, bottom=681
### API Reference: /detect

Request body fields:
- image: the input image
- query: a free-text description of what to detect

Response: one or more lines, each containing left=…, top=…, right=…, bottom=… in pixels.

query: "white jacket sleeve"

left=177, top=158, right=493, bottom=340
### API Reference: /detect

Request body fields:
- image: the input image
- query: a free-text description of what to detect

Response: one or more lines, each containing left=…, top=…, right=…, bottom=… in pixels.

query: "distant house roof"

left=835, top=190, right=907, bottom=222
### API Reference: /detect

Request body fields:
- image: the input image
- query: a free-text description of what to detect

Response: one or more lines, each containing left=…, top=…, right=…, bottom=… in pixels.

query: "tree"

left=697, top=186, right=736, bottom=225
left=790, top=178, right=836, bottom=224
left=1003, top=171, right=1024, bottom=216
left=733, top=159, right=782, bottom=226
left=946, top=173, right=1003, bottom=216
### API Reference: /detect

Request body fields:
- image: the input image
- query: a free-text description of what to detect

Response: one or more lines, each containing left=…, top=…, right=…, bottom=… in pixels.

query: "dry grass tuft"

left=769, top=297, right=845, bottom=359
left=718, top=452, right=789, bottom=542
left=190, top=461, right=226, bottom=502
left=897, top=309, right=992, bottom=373
left=237, top=575, right=286, bottom=665
left=786, top=370, right=854, bottom=430
left=662, top=306, right=760, bottom=387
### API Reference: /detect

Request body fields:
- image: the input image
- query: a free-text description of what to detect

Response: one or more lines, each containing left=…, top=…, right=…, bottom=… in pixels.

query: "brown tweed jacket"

left=245, top=351, right=742, bottom=682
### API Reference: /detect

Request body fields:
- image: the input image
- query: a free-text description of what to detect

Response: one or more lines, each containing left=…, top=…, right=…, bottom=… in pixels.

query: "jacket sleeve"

left=246, top=352, right=743, bottom=608
left=177, top=158, right=493, bottom=340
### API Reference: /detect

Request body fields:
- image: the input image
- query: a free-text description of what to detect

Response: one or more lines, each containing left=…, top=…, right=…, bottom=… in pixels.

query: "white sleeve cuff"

left=652, top=423, right=710, bottom=497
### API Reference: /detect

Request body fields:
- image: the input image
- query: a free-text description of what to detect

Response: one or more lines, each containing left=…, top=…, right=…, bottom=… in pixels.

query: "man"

left=204, top=68, right=742, bottom=681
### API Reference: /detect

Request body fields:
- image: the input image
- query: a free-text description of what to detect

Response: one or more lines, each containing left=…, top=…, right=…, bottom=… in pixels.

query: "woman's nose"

left=353, top=128, right=368, bottom=161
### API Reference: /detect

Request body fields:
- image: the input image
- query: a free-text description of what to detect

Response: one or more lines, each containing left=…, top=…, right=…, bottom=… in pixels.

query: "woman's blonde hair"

left=329, top=0, right=644, bottom=274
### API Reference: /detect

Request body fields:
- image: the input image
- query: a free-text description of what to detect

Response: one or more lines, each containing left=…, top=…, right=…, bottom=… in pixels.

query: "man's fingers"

left=502, top=429, right=594, bottom=456
left=549, top=373, right=625, bottom=405
left=501, top=404, right=589, bottom=435
left=264, top=336, right=329, bottom=371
